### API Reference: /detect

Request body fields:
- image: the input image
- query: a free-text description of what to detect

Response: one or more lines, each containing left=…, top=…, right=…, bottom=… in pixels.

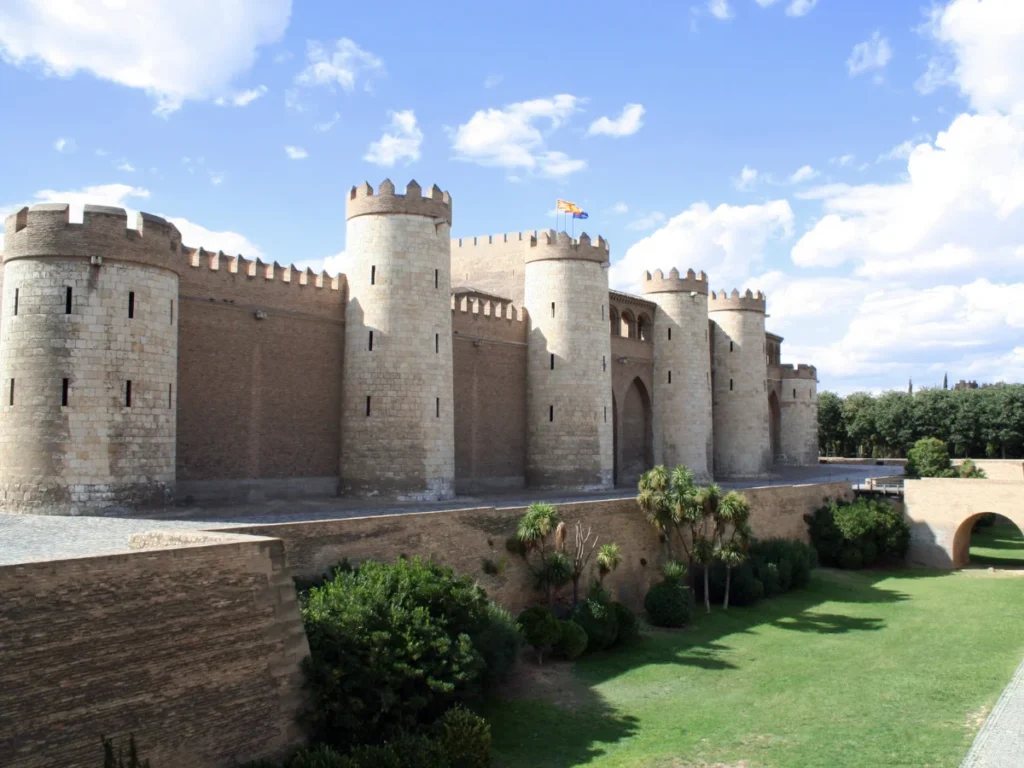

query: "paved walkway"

left=962, top=657, right=1024, bottom=767
left=0, top=463, right=893, bottom=566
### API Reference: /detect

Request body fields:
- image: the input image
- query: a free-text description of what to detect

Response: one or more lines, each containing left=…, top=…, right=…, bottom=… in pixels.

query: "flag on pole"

left=573, top=211, right=589, bottom=220
left=556, top=199, right=581, bottom=213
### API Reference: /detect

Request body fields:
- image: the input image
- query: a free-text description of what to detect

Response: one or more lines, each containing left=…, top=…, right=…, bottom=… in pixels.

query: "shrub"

left=612, top=602, right=639, bottom=645
left=749, top=538, right=817, bottom=590
left=301, top=557, right=494, bottom=748
left=434, top=705, right=491, bottom=768
left=805, top=498, right=909, bottom=569
left=553, top=619, right=588, bottom=660
left=644, top=582, right=691, bottom=628
left=758, top=561, right=782, bottom=598
left=288, top=744, right=357, bottom=768
left=906, top=437, right=953, bottom=478
left=571, top=597, right=619, bottom=652
left=470, top=603, right=521, bottom=688
left=958, top=459, right=987, bottom=479
left=517, top=604, right=559, bottom=662
left=661, top=560, right=688, bottom=585
left=696, top=562, right=764, bottom=607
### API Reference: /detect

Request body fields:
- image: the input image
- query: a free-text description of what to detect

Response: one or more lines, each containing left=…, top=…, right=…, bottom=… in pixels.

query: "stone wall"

left=451, top=301, right=528, bottom=491
left=954, top=459, right=1024, bottom=484
left=779, top=371, right=819, bottom=466
left=0, top=536, right=308, bottom=768
left=450, top=232, right=531, bottom=306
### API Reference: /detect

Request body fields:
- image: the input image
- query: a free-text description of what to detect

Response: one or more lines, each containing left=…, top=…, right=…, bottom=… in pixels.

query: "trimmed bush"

left=644, top=582, right=691, bottom=628
left=612, top=602, right=639, bottom=645
left=434, top=705, right=491, bottom=768
left=301, top=557, right=496, bottom=748
left=517, top=605, right=559, bottom=662
left=288, top=744, right=357, bottom=768
left=697, top=562, right=764, bottom=607
left=553, top=619, right=589, bottom=660
left=571, top=597, right=619, bottom=652
left=805, top=498, right=910, bottom=569
left=471, top=603, right=521, bottom=687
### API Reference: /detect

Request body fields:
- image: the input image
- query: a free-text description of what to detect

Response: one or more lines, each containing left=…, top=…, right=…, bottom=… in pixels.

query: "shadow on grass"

left=488, top=566, right=947, bottom=767
left=970, top=522, right=1024, bottom=569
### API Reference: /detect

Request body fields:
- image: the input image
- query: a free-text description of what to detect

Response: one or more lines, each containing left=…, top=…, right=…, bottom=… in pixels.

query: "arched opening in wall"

left=620, top=309, right=635, bottom=339
left=617, top=377, right=653, bottom=487
left=609, top=306, right=620, bottom=337
left=637, top=313, right=652, bottom=342
left=953, top=513, right=1024, bottom=569
left=768, top=390, right=781, bottom=462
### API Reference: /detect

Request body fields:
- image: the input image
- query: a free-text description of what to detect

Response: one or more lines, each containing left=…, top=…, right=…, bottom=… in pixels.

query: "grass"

left=969, top=520, right=1024, bottom=568
left=486, top=567, right=1024, bottom=768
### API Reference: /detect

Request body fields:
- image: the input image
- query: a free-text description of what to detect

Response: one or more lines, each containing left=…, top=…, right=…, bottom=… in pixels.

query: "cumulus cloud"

left=588, top=104, right=645, bottom=138
left=847, top=31, right=892, bottom=78
left=609, top=199, right=794, bottom=293
left=707, top=0, right=733, bottom=20
left=117, top=162, right=135, bottom=173
left=450, top=94, right=586, bottom=178
left=734, top=165, right=759, bottom=190
left=625, top=212, right=667, bottom=232
left=284, top=145, right=308, bottom=160
left=785, top=0, right=817, bottom=17
left=788, top=165, right=818, bottom=183
left=294, top=38, right=383, bottom=91
left=215, top=85, right=268, bottom=107
left=0, top=0, right=290, bottom=115
left=364, top=110, right=423, bottom=167
left=295, top=250, right=347, bottom=277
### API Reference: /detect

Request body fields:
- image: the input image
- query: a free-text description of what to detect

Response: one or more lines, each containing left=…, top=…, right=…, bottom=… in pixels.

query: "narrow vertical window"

left=370, top=265, right=376, bottom=285
left=13, top=288, right=18, bottom=316
left=125, top=380, right=132, bottom=407
left=729, top=379, right=734, bottom=391
left=602, top=356, right=606, bottom=372
left=601, top=305, right=605, bottom=320
left=549, top=405, right=554, bottom=422
left=128, top=291, right=135, bottom=319
left=668, top=328, right=672, bottom=341
left=793, top=388, right=797, bottom=399
left=436, top=397, right=440, bottom=417
left=65, top=287, right=72, bottom=314
left=668, top=371, right=672, bottom=384
left=435, top=333, right=439, bottom=353
left=604, top=406, right=607, bottom=423
left=366, top=396, right=372, bottom=417
left=8, top=379, right=13, bottom=406
left=61, top=378, right=69, bottom=407
left=170, top=299, right=174, bottom=325
left=550, top=353, right=555, bottom=370
left=168, top=383, right=173, bottom=408
left=551, top=302, right=555, bottom=318
left=368, top=331, right=374, bottom=351
left=434, top=269, right=439, bottom=289
left=729, top=340, right=734, bottom=352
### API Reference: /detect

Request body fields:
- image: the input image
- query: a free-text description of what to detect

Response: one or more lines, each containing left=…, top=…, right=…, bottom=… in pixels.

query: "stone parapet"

left=778, top=363, right=818, bottom=380
left=708, top=288, right=766, bottom=313
left=641, top=267, right=709, bottom=296
left=345, top=179, right=452, bottom=224
left=525, top=230, right=609, bottom=265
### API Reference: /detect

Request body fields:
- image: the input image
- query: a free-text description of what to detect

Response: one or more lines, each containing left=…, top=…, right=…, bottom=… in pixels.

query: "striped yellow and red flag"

left=556, top=199, right=581, bottom=213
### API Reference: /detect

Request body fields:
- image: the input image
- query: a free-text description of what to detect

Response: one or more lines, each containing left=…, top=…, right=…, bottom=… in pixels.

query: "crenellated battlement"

left=451, top=292, right=526, bottom=322
left=524, top=230, right=609, bottom=265
left=641, top=267, right=709, bottom=296
left=182, top=247, right=343, bottom=292
left=345, top=179, right=452, bottom=224
left=708, top=288, right=767, bottom=313
left=778, top=363, right=818, bottom=381
left=454, top=231, right=536, bottom=248
left=3, top=203, right=184, bottom=275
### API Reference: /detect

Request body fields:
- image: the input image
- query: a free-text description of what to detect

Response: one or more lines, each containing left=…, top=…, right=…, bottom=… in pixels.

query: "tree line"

left=818, top=384, right=1024, bottom=459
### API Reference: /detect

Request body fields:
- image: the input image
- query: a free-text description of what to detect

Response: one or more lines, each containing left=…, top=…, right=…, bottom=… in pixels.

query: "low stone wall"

left=819, top=457, right=908, bottom=467
left=0, top=536, right=308, bottom=768
left=953, top=459, right=1024, bottom=484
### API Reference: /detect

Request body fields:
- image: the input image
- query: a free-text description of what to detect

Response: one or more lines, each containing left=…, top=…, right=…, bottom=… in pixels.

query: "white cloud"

left=209, top=172, right=225, bottom=186
left=484, top=74, right=502, bottom=89
left=314, top=112, right=340, bottom=132
left=708, top=0, right=733, bottom=20
left=877, top=136, right=928, bottom=162
left=450, top=94, right=586, bottom=177
left=94, top=148, right=109, bottom=157
left=611, top=202, right=629, bottom=215
left=294, top=38, right=383, bottom=92
left=830, top=154, right=855, bottom=167
left=788, top=164, right=818, bottom=183
left=847, top=31, right=892, bottom=77
left=54, top=137, right=75, bottom=153
left=625, top=212, right=667, bottom=232
left=284, top=145, right=308, bottom=160
left=918, top=0, right=1024, bottom=113
left=295, top=250, right=347, bottom=277
left=735, top=165, right=759, bottom=190
left=609, top=199, right=794, bottom=293
left=785, top=0, right=816, bottom=17
left=0, top=0, right=290, bottom=116
left=588, top=103, right=645, bottom=138
left=364, top=110, right=423, bottom=167
left=753, top=0, right=781, bottom=6
left=215, top=84, right=268, bottom=107
left=117, top=162, right=135, bottom=173
left=168, top=217, right=264, bottom=258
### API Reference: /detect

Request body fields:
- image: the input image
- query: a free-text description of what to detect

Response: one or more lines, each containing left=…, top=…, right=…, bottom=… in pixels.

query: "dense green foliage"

left=695, top=538, right=818, bottom=606
left=611, top=602, right=640, bottom=645
left=300, top=557, right=510, bottom=748
left=517, top=605, right=560, bottom=662
left=805, top=498, right=910, bottom=569
left=644, top=581, right=692, bottom=627
left=905, top=438, right=987, bottom=478
left=434, top=705, right=493, bottom=768
left=553, top=619, right=589, bottom=660
left=471, top=603, right=522, bottom=688
left=102, top=736, right=150, bottom=768
left=817, top=384, right=1024, bottom=459
left=571, top=596, right=619, bottom=652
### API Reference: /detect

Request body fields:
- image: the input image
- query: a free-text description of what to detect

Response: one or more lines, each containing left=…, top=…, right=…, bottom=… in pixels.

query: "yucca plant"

left=596, top=543, right=623, bottom=584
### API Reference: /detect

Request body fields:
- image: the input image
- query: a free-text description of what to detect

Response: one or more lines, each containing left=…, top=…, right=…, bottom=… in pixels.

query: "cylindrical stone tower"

left=779, top=364, right=819, bottom=465
left=642, top=268, right=713, bottom=482
left=524, top=231, right=613, bottom=488
left=341, top=179, right=455, bottom=500
left=709, top=288, right=771, bottom=478
left=0, top=203, right=181, bottom=514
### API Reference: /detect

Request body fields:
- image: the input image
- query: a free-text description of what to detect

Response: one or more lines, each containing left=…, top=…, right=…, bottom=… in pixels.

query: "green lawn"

left=486, top=568, right=1024, bottom=768
left=970, top=521, right=1024, bottom=568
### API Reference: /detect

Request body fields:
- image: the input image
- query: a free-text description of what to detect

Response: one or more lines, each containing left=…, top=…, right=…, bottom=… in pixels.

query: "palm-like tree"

left=517, top=502, right=563, bottom=607
left=693, top=484, right=723, bottom=614
left=596, top=543, right=623, bottom=584
left=637, top=465, right=676, bottom=558
left=715, top=491, right=752, bottom=610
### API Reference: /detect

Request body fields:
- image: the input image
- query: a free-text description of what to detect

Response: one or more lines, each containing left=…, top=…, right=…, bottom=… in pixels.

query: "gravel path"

left=962, top=657, right=1024, bottom=767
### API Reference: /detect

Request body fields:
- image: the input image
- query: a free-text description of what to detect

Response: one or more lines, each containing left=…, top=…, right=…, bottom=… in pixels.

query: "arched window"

left=620, top=310, right=636, bottom=339
left=637, top=313, right=652, bottom=342
left=609, top=306, right=620, bottom=337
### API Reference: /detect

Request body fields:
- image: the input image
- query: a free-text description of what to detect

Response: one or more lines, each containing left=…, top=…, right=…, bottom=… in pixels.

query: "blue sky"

left=1, top=0, right=1022, bottom=395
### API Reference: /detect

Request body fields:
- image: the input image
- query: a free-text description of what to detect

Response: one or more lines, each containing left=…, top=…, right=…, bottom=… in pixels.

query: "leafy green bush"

left=805, top=498, right=910, bottom=569
left=287, top=744, right=357, bottom=768
left=517, top=605, right=559, bottom=662
left=611, top=602, right=639, bottom=645
left=553, top=619, right=588, bottom=660
left=301, top=557, right=497, bottom=748
left=958, top=458, right=987, bottom=478
left=749, top=538, right=817, bottom=590
left=696, top=562, right=764, bottom=607
left=470, top=603, right=521, bottom=688
left=906, top=437, right=953, bottom=478
left=644, top=582, right=691, bottom=628
left=661, top=560, right=688, bottom=585
left=571, top=597, right=619, bottom=652
left=434, top=705, right=491, bottom=768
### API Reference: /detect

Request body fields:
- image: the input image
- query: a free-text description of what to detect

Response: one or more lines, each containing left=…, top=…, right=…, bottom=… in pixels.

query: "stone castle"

left=0, top=179, right=818, bottom=515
